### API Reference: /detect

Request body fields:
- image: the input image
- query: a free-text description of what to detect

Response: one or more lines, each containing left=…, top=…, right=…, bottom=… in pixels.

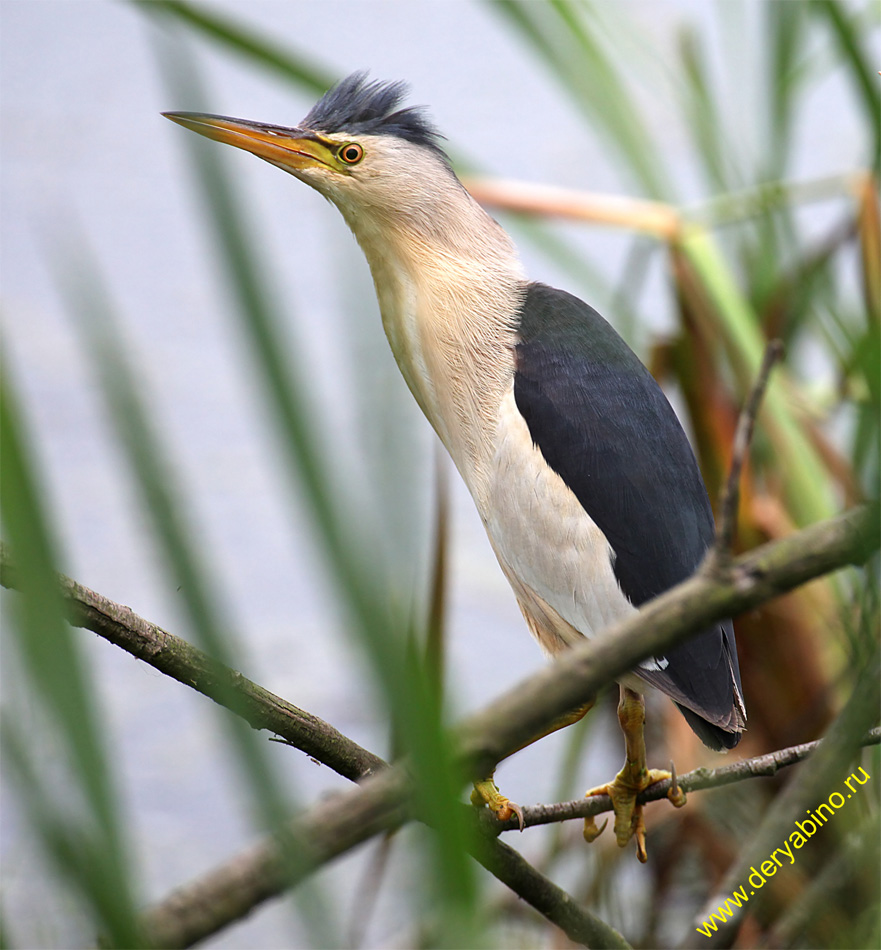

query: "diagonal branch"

left=468, top=835, right=632, bottom=949
left=454, top=502, right=878, bottom=783
left=3, top=502, right=875, bottom=793
left=0, top=546, right=627, bottom=949
left=137, top=723, right=881, bottom=949
left=2, top=502, right=877, bottom=948
left=0, top=545, right=386, bottom=784
left=138, top=767, right=414, bottom=950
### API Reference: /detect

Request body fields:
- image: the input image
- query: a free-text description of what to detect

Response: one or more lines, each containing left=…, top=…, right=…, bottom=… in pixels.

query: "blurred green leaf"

left=677, top=23, right=737, bottom=193
left=679, top=225, right=838, bottom=524
left=52, top=230, right=340, bottom=946
left=6, top=1, right=878, bottom=946
left=813, top=0, right=881, bottom=171
left=0, top=360, right=142, bottom=948
left=491, top=0, right=671, bottom=198
left=143, top=0, right=334, bottom=94
left=765, top=0, right=809, bottom=180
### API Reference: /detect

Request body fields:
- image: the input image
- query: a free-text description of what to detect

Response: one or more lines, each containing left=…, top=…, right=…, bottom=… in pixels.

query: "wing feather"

left=513, top=283, right=745, bottom=747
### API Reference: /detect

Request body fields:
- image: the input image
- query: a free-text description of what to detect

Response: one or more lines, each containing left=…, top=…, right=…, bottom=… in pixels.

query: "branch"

left=0, top=545, right=626, bottom=949
left=139, top=767, right=413, bottom=950
left=4, top=504, right=874, bottom=793
left=3, top=504, right=877, bottom=948
left=708, top=338, right=784, bottom=571
left=487, top=729, right=881, bottom=833
left=468, top=835, right=632, bottom=950
left=0, top=544, right=386, bottom=784
left=454, top=503, right=878, bottom=783
left=138, top=722, right=881, bottom=948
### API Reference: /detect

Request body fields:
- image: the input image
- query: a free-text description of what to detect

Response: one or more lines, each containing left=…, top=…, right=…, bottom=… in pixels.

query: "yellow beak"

left=163, top=112, right=335, bottom=170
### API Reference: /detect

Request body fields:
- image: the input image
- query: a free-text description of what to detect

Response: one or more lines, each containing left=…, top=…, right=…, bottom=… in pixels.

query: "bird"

left=165, top=72, right=746, bottom=861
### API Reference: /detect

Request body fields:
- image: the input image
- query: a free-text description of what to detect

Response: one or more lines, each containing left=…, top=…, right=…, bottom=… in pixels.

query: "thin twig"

left=3, top=503, right=875, bottom=799
left=137, top=725, right=881, bottom=949
left=484, top=728, right=881, bottom=833
left=707, top=338, right=785, bottom=574
left=346, top=830, right=397, bottom=950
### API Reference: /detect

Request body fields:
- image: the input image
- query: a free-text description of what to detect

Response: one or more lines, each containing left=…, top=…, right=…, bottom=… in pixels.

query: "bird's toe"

left=583, top=765, right=683, bottom=862
left=471, top=777, right=525, bottom=830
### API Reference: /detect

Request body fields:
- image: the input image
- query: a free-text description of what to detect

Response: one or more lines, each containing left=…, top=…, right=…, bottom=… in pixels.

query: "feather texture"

left=513, top=283, right=745, bottom=745
left=302, top=72, right=449, bottom=161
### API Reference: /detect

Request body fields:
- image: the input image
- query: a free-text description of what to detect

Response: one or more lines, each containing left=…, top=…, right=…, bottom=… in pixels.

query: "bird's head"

left=164, top=72, right=459, bottom=234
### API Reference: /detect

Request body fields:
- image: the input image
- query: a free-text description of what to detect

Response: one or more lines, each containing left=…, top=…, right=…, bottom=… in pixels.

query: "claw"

left=508, top=800, right=525, bottom=831
left=472, top=778, right=525, bottom=830
left=668, top=760, right=687, bottom=808
left=583, top=815, right=608, bottom=843
left=633, top=809, right=648, bottom=863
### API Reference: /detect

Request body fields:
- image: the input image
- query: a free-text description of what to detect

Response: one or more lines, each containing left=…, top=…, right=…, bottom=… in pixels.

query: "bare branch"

left=486, top=729, right=881, bottom=833
left=468, top=835, right=633, bottom=949
left=139, top=768, right=413, bottom=949
left=0, top=544, right=386, bottom=784
left=708, top=338, right=785, bottom=572
left=455, top=503, right=878, bottom=783
left=134, top=504, right=881, bottom=947
left=0, top=555, right=630, bottom=950
left=137, top=723, right=881, bottom=948
left=3, top=503, right=877, bottom=949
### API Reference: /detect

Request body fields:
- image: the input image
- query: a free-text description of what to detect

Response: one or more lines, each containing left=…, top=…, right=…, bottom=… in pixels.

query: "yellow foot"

left=471, top=778, right=525, bottom=830
left=583, top=767, right=686, bottom=863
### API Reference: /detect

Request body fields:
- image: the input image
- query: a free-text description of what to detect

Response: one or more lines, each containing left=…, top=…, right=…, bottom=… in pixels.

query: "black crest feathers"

left=302, top=72, right=448, bottom=159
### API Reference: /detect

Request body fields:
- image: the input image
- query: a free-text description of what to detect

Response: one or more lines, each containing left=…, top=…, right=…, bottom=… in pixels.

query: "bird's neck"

left=338, top=191, right=526, bottom=504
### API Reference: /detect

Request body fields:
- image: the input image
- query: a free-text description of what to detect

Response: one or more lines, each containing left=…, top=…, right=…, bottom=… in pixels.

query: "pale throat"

left=341, top=200, right=526, bottom=498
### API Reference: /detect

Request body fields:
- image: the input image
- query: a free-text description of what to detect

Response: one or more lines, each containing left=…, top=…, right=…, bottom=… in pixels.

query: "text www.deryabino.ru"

left=695, top=766, right=872, bottom=938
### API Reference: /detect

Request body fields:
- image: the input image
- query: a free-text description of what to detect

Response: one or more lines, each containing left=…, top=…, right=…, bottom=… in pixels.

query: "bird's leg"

left=583, top=686, right=686, bottom=862
left=471, top=700, right=595, bottom=829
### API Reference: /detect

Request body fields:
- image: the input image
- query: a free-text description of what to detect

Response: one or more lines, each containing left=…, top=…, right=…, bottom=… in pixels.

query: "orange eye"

left=338, top=143, right=364, bottom=165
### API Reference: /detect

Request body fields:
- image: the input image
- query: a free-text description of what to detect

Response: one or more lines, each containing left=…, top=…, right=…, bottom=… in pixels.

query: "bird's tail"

left=674, top=702, right=742, bottom=751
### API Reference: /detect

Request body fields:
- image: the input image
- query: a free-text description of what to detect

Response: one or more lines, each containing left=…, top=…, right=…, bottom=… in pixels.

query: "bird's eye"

left=338, top=143, right=364, bottom=165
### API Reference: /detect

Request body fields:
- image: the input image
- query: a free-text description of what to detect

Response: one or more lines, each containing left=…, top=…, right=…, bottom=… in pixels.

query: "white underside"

left=482, top=388, right=667, bottom=673
left=487, top=389, right=628, bottom=641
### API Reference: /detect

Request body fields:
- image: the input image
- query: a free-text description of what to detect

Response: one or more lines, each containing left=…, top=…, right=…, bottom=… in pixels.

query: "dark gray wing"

left=513, top=282, right=744, bottom=749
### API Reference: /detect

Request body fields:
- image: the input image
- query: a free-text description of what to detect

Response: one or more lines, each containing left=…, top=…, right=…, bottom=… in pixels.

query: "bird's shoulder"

left=515, top=281, right=640, bottom=366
